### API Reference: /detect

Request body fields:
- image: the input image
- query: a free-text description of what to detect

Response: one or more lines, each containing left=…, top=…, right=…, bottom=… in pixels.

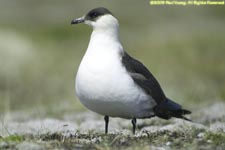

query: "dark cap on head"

left=85, top=7, right=112, bottom=21
left=71, top=7, right=112, bottom=25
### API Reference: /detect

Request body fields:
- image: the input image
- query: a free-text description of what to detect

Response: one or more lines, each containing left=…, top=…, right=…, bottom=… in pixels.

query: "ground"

left=1, top=102, right=225, bottom=150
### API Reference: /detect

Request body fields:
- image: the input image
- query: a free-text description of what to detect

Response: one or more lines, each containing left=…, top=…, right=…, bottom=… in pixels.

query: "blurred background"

left=0, top=0, right=225, bottom=119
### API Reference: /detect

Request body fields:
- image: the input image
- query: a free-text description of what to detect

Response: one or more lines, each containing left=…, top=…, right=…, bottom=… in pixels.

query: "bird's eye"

left=90, top=12, right=99, bottom=18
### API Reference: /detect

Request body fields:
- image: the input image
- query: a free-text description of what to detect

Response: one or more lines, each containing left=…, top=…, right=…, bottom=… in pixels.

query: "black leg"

left=131, top=118, right=137, bottom=134
left=104, top=116, right=109, bottom=134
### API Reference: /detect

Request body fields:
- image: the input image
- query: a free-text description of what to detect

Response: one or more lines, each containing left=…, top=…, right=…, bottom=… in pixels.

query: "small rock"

left=197, top=132, right=205, bottom=138
left=141, top=132, right=148, bottom=138
left=207, top=140, right=212, bottom=143
left=91, top=137, right=98, bottom=143
left=119, top=137, right=128, bottom=145
left=166, top=141, right=171, bottom=146
left=98, top=136, right=102, bottom=142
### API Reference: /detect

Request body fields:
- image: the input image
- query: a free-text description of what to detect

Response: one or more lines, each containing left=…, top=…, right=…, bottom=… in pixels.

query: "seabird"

left=71, top=7, right=191, bottom=134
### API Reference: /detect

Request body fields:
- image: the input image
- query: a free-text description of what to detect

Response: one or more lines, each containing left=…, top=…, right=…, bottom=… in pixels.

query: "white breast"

left=75, top=29, right=156, bottom=119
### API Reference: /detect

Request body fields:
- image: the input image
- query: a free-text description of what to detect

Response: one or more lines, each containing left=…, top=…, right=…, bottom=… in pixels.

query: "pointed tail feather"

left=180, top=115, right=192, bottom=122
left=171, top=109, right=192, bottom=122
left=153, top=98, right=192, bottom=121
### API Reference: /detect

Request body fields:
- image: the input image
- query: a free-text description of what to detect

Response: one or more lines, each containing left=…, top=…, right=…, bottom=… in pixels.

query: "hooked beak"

left=71, top=17, right=85, bottom=25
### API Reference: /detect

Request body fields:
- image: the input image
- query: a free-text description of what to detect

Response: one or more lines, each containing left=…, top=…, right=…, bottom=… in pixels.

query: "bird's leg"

left=131, top=118, right=137, bottom=134
left=104, top=116, right=109, bottom=134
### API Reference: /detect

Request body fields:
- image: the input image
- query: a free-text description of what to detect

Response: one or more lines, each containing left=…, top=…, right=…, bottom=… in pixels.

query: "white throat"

left=88, top=15, right=121, bottom=50
left=84, top=15, right=123, bottom=62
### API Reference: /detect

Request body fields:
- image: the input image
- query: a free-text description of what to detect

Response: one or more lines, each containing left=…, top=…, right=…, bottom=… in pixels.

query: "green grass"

left=0, top=135, right=24, bottom=143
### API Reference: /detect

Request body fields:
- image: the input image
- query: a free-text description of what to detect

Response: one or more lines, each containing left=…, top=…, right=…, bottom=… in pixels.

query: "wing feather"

left=122, top=52, right=166, bottom=104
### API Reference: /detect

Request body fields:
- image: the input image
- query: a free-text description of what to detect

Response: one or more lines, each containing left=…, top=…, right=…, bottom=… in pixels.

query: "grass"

left=0, top=135, right=24, bottom=143
left=1, top=127, right=225, bottom=150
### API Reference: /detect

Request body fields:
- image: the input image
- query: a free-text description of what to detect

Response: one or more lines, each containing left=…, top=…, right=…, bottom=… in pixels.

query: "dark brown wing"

left=122, top=52, right=166, bottom=104
left=121, top=52, right=192, bottom=120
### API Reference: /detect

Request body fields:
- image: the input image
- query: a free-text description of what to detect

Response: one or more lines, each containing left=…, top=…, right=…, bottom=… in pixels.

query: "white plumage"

left=75, top=15, right=156, bottom=119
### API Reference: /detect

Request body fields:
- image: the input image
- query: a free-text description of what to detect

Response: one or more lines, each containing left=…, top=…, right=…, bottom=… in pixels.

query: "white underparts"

left=75, top=15, right=156, bottom=119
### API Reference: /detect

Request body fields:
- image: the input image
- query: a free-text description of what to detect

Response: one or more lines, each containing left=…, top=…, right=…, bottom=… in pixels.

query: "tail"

left=153, top=98, right=192, bottom=122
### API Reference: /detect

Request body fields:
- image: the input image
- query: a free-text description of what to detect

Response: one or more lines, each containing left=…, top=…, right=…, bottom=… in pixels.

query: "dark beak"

left=71, top=17, right=85, bottom=25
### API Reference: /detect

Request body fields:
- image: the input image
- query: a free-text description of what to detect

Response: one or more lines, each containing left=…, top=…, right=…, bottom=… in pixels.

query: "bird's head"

left=71, top=7, right=119, bottom=31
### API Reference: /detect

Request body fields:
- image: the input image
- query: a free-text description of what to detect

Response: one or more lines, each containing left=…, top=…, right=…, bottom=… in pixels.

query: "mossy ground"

left=1, top=102, right=225, bottom=150
left=1, top=124, right=225, bottom=150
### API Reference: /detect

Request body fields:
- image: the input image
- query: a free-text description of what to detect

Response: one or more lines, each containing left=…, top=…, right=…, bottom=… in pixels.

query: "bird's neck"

left=88, top=26, right=121, bottom=50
